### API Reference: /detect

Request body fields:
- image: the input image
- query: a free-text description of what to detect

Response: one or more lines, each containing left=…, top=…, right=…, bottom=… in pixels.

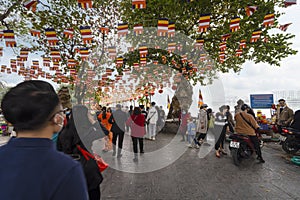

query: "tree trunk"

left=167, top=77, right=193, bottom=119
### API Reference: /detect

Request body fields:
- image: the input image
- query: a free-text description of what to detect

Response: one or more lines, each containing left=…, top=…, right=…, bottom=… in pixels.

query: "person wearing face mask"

left=0, top=80, right=88, bottom=200
left=57, top=105, right=109, bottom=200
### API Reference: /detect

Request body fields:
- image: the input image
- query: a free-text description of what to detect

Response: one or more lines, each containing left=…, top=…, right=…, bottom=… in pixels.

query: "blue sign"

left=250, top=94, right=274, bottom=109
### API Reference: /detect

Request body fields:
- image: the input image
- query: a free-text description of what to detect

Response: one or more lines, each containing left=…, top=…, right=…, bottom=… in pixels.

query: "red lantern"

left=150, top=91, right=155, bottom=96
left=158, top=89, right=163, bottom=94
left=172, top=85, right=177, bottom=90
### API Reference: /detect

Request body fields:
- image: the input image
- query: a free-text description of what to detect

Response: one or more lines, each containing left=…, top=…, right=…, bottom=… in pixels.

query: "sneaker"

left=140, top=151, right=145, bottom=154
left=188, top=144, right=193, bottom=148
left=195, top=144, right=200, bottom=149
left=112, top=151, right=116, bottom=156
left=133, top=157, right=138, bottom=162
left=152, top=137, right=155, bottom=141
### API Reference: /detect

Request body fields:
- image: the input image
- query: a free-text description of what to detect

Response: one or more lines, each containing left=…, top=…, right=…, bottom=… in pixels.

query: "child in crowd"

left=187, top=117, right=196, bottom=148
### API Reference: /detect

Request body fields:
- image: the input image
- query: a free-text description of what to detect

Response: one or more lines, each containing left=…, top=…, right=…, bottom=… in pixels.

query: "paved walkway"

left=94, top=127, right=300, bottom=200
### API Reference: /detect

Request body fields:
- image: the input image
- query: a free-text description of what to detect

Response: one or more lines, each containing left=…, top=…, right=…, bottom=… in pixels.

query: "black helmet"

left=241, top=104, right=250, bottom=111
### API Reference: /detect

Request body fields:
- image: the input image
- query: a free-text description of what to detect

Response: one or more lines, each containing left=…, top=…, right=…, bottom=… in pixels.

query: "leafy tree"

left=118, top=0, right=297, bottom=118
left=120, top=0, right=297, bottom=72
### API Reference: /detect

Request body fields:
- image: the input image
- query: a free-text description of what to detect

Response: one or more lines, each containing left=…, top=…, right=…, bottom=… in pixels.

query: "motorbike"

left=279, top=127, right=300, bottom=154
left=229, top=133, right=263, bottom=166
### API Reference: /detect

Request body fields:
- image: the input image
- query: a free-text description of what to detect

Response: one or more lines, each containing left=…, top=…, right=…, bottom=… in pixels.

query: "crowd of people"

left=0, top=80, right=299, bottom=200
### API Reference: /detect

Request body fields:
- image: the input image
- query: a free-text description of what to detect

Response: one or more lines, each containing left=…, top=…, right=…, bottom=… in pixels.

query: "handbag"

left=94, top=153, right=109, bottom=172
left=76, top=145, right=108, bottom=173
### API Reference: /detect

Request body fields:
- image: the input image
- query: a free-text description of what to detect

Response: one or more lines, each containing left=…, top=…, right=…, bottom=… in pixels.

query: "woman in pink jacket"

left=126, top=107, right=146, bottom=162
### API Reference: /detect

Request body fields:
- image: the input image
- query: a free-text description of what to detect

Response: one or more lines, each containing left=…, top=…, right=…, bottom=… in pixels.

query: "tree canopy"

left=0, top=0, right=298, bottom=104
left=120, top=0, right=297, bottom=73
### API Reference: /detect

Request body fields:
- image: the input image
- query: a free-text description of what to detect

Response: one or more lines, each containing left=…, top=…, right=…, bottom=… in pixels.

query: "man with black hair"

left=277, top=99, right=294, bottom=133
left=0, top=80, right=88, bottom=200
left=109, top=104, right=128, bottom=158
left=146, top=102, right=158, bottom=140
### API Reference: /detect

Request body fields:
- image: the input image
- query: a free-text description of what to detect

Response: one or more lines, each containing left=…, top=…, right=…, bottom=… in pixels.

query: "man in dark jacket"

left=109, top=104, right=128, bottom=158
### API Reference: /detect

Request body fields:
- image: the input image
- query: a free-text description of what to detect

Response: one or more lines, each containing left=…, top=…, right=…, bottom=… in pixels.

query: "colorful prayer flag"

left=20, top=48, right=29, bottom=61
left=79, top=48, right=90, bottom=61
left=117, top=23, right=128, bottom=37
left=3, top=30, right=17, bottom=47
left=108, top=46, right=116, bottom=59
left=195, top=38, right=204, bottom=49
left=230, top=17, right=240, bottom=32
left=116, top=57, right=123, bottom=68
left=50, top=49, right=61, bottom=62
left=219, top=42, right=226, bottom=51
left=168, top=22, right=175, bottom=37
left=78, top=0, right=92, bottom=9
left=63, top=29, right=74, bottom=39
left=67, top=59, right=77, bottom=68
left=100, top=26, right=109, bottom=35
left=80, top=26, right=93, bottom=44
left=157, top=18, right=169, bottom=36
left=139, top=45, right=148, bottom=57
left=30, top=29, right=41, bottom=38
left=239, top=40, right=247, bottom=49
left=133, top=24, right=143, bottom=35
left=250, top=30, right=262, bottom=43
left=198, top=14, right=210, bottom=33
left=168, top=43, right=176, bottom=52
left=132, top=0, right=146, bottom=9
left=43, top=57, right=51, bottom=67
left=279, top=23, right=292, bottom=31
left=263, top=13, right=275, bottom=27
left=45, top=28, right=59, bottom=46
left=284, top=0, right=297, bottom=7
left=245, top=6, right=257, bottom=17
left=24, top=0, right=38, bottom=12
left=221, top=34, right=231, bottom=41
left=235, top=49, right=243, bottom=57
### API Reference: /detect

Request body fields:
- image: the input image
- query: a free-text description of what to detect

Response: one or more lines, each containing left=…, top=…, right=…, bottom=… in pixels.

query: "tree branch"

left=0, top=0, right=23, bottom=26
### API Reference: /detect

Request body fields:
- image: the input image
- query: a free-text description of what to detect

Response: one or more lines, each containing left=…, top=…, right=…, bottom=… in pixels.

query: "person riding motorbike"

left=234, top=104, right=265, bottom=163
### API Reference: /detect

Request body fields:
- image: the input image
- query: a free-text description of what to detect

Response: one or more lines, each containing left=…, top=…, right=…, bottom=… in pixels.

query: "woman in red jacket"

left=126, top=107, right=146, bottom=162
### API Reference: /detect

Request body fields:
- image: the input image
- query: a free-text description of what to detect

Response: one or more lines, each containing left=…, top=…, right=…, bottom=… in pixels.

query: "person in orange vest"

left=98, top=107, right=112, bottom=152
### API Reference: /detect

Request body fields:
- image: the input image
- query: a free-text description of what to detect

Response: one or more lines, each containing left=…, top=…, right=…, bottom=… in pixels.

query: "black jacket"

left=109, top=109, right=128, bottom=133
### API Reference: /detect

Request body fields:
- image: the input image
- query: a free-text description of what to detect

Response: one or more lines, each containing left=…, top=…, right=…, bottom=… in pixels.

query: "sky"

left=219, top=4, right=300, bottom=107
left=0, top=3, right=300, bottom=116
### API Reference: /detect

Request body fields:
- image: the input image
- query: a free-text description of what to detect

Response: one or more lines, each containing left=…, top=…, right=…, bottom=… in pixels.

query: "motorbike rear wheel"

left=282, top=138, right=299, bottom=154
left=231, top=148, right=242, bottom=166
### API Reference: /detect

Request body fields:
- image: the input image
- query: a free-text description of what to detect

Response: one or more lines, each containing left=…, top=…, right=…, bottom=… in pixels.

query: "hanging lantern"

left=158, top=89, right=163, bottom=93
